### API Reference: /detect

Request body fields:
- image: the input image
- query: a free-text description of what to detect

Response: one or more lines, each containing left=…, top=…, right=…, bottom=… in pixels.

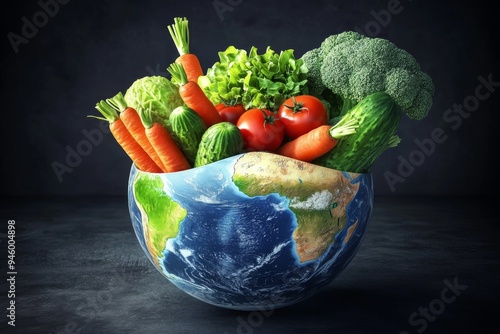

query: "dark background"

left=1, top=0, right=498, bottom=197
left=1, top=1, right=499, bottom=334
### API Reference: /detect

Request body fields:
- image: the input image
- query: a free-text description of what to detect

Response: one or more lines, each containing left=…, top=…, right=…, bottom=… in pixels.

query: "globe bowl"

left=128, top=151, right=373, bottom=310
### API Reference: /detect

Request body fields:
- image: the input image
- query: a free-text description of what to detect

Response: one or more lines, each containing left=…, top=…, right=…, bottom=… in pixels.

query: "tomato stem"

left=284, top=96, right=308, bottom=114
left=260, top=109, right=279, bottom=128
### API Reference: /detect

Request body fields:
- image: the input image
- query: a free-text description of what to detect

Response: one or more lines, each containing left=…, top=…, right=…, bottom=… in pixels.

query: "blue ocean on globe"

left=128, top=153, right=373, bottom=310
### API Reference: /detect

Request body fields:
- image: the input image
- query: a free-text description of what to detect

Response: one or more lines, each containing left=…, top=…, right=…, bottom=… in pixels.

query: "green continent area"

left=233, top=152, right=360, bottom=263
left=133, top=173, right=187, bottom=266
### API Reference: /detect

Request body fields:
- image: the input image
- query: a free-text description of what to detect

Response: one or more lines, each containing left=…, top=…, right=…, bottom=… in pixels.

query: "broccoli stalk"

left=301, top=31, right=434, bottom=121
left=339, top=98, right=356, bottom=117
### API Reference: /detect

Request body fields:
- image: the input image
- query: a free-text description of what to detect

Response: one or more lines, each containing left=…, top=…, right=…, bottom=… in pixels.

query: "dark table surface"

left=1, top=195, right=498, bottom=334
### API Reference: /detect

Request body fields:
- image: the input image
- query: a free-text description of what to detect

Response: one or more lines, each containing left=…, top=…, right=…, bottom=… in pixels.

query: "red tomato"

left=215, top=103, right=246, bottom=125
left=236, top=108, right=285, bottom=152
left=278, top=95, right=328, bottom=139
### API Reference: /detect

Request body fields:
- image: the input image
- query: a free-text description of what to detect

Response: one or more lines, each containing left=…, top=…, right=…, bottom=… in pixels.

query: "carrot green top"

left=167, top=17, right=190, bottom=56
left=106, top=92, right=128, bottom=114
left=93, top=99, right=120, bottom=123
left=167, top=63, right=188, bottom=86
left=137, top=105, right=154, bottom=129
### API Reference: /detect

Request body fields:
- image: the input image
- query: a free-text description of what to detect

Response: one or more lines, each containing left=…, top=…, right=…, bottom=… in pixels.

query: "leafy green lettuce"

left=198, top=46, right=308, bottom=111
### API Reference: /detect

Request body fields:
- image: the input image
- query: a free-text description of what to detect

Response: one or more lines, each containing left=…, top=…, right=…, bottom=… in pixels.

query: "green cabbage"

left=198, top=46, right=308, bottom=111
left=124, top=76, right=183, bottom=128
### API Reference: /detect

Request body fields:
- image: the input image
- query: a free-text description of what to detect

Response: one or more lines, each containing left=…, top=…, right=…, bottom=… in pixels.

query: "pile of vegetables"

left=91, top=17, right=434, bottom=174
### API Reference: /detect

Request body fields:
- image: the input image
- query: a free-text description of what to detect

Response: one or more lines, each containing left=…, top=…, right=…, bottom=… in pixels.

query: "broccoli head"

left=301, top=31, right=434, bottom=120
left=300, top=48, right=324, bottom=97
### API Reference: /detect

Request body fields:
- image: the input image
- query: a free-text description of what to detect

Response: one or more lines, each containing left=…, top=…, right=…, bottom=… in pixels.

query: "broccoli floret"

left=301, top=31, right=434, bottom=120
left=318, top=31, right=365, bottom=60
left=301, top=47, right=324, bottom=97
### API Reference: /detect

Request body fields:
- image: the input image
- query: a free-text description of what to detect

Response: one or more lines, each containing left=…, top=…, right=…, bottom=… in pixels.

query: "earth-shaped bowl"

left=128, top=151, right=373, bottom=311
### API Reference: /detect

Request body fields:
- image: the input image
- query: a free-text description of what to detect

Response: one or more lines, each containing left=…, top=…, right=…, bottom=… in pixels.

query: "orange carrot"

left=106, top=92, right=167, bottom=172
left=91, top=100, right=163, bottom=173
left=167, top=17, right=203, bottom=83
left=168, top=62, right=223, bottom=127
left=139, top=107, right=191, bottom=173
left=276, top=118, right=359, bottom=162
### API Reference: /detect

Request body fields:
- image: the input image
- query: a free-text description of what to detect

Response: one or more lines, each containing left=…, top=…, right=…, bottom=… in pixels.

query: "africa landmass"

left=233, top=152, right=360, bottom=262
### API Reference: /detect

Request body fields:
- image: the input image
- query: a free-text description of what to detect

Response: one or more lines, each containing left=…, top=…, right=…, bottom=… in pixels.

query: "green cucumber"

left=194, top=122, right=244, bottom=167
left=313, top=92, right=402, bottom=173
left=169, top=105, right=207, bottom=165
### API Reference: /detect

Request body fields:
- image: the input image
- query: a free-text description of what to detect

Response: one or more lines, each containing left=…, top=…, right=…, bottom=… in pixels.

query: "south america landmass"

left=133, top=173, right=187, bottom=267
